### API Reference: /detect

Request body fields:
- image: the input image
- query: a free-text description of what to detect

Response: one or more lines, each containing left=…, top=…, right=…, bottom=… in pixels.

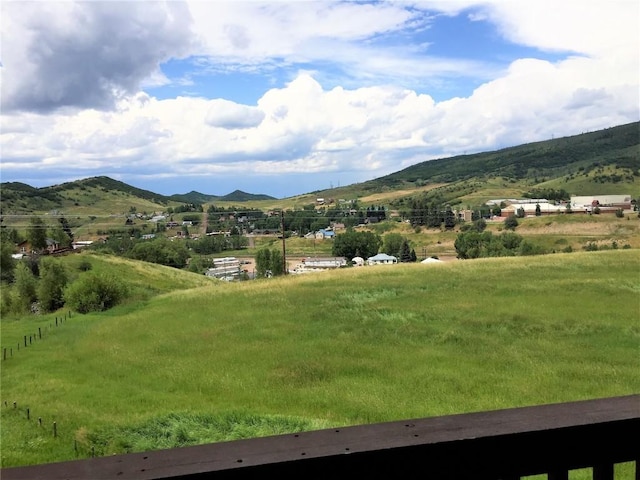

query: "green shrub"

left=78, top=259, right=93, bottom=271
left=64, top=273, right=128, bottom=314
left=37, top=258, right=68, bottom=312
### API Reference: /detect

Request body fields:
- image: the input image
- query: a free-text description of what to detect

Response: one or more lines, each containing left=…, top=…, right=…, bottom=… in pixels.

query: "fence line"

left=2, top=311, right=72, bottom=362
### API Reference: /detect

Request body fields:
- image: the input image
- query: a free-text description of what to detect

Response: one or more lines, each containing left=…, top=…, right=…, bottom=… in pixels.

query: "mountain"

left=304, top=121, right=639, bottom=203
left=169, top=190, right=275, bottom=204
left=1, top=122, right=638, bottom=216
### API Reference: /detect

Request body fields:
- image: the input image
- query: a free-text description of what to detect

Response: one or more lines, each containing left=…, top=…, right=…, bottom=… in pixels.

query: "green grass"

left=1, top=250, right=639, bottom=468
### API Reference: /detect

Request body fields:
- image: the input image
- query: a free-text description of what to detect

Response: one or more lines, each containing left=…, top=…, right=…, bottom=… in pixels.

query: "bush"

left=37, top=259, right=68, bottom=312
left=78, top=259, right=93, bottom=271
left=64, top=273, right=128, bottom=314
left=504, top=216, right=519, bottom=230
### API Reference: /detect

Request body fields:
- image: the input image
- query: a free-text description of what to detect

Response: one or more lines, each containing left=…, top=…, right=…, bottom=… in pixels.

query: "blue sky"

left=147, top=8, right=571, bottom=105
left=1, top=1, right=638, bottom=198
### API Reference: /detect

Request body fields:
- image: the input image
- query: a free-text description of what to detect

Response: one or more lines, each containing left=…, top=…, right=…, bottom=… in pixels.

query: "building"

left=500, top=202, right=564, bottom=217
left=570, top=195, right=632, bottom=213
left=367, top=253, right=398, bottom=265
left=301, top=257, right=347, bottom=269
left=205, top=257, right=241, bottom=281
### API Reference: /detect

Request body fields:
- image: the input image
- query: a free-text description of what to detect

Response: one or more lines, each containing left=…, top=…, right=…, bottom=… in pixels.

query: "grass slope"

left=1, top=250, right=638, bottom=467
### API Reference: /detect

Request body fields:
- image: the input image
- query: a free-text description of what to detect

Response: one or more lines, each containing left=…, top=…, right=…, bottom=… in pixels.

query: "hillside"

left=1, top=122, right=638, bottom=216
left=303, top=121, right=639, bottom=204
left=169, top=189, right=276, bottom=204
left=0, top=176, right=174, bottom=215
left=1, top=250, right=638, bottom=467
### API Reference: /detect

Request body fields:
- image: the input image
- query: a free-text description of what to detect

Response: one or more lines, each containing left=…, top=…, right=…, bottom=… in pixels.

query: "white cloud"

left=0, top=0, right=637, bottom=196
left=205, top=100, right=265, bottom=129
left=0, top=1, right=194, bottom=112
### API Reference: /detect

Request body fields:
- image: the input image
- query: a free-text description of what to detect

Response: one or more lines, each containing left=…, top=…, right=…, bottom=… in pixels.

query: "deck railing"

left=2, top=394, right=638, bottom=480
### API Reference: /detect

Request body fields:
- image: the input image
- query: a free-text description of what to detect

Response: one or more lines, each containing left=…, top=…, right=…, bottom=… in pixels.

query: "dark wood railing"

left=2, top=395, right=638, bottom=480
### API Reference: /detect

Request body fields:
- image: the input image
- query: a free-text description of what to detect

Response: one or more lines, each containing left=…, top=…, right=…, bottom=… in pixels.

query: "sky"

left=1, top=1, right=638, bottom=199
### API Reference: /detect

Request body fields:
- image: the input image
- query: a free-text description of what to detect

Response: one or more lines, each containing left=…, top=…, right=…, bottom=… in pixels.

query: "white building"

left=206, top=257, right=241, bottom=280
left=367, top=253, right=398, bottom=265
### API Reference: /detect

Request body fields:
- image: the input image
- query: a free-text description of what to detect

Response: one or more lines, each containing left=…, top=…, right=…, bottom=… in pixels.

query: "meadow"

left=1, top=250, right=639, bottom=469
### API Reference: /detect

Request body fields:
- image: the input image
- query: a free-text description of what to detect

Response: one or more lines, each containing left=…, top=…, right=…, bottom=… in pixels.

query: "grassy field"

left=1, top=250, right=639, bottom=469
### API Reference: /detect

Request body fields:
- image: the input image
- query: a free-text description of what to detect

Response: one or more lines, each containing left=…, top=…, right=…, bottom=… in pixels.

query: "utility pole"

left=280, top=210, right=287, bottom=274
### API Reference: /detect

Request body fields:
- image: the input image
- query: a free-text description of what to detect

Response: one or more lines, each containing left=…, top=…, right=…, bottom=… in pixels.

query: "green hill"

left=305, top=121, right=640, bottom=204
left=1, top=250, right=638, bottom=467
left=1, top=122, right=638, bottom=217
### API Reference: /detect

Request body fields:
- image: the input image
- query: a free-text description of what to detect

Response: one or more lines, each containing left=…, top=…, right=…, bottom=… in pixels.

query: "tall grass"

left=1, top=250, right=638, bottom=467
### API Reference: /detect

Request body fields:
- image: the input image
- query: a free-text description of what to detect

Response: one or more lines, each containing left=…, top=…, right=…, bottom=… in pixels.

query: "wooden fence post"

left=39, top=327, right=42, bottom=339
left=53, top=422, right=57, bottom=438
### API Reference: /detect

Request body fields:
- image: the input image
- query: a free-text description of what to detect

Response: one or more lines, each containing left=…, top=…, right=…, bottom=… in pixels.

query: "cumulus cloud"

left=0, top=0, right=638, bottom=197
left=0, top=1, right=194, bottom=112
left=205, top=99, right=265, bottom=129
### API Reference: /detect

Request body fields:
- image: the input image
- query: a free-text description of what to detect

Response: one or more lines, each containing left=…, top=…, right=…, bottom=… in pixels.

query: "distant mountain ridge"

left=1, top=121, right=637, bottom=215
left=358, top=121, right=639, bottom=192
left=0, top=177, right=276, bottom=214
left=169, top=190, right=275, bottom=204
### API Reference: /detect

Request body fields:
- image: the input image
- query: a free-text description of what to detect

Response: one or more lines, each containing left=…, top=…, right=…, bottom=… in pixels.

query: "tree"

left=14, top=262, right=37, bottom=312
left=443, top=205, right=456, bottom=229
left=58, top=217, right=74, bottom=245
left=0, top=231, right=16, bottom=282
left=332, top=230, right=381, bottom=260
left=504, top=215, right=519, bottom=230
left=516, top=207, right=525, bottom=219
left=535, top=203, right=541, bottom=216
left=255, top=248, right=272, bottom=277
left=381, top=233, right=404, bottom=258
left=253, top=248, right=285, bottom=277
left=37, top=258, right=68, bottom=312
left=270, top=249, right=284, bottom=276
left=128, top=238, right=189, bottom=268
left=26, top=216, right=47, bottom=252
left=473, top=218, right=487, bottom=232
left=399, top=239, right=412, bottom=262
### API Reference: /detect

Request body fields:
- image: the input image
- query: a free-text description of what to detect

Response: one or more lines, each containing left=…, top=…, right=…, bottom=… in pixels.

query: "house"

left=455, top=209, right=473, bottom=222
left=45, top=238, right=60, bottom=253
left=315, top=229, right=335, bottom=240
left=16, top=240, right=30, bottom=255
left=367, top=253, right=398, bottom=265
